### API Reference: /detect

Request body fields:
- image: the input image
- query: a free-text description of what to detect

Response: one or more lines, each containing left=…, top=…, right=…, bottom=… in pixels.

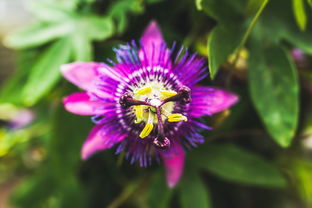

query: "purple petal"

left=63, top=92, right=107, bottom=115
left=60, top=62, right=101, bottom=91
left=161, top=142, right=185, bottom=188
left=81, top=125, right=127, bottom=160
left=190, top=86, right=239, bottom=117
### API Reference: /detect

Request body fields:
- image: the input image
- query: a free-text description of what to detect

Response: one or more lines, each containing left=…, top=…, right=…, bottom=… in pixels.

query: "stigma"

left=119, top=83, right=191, bottom=149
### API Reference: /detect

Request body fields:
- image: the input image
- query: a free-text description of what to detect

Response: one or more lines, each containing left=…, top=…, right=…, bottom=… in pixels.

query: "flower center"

left=119, top=84, right=191, bottom=149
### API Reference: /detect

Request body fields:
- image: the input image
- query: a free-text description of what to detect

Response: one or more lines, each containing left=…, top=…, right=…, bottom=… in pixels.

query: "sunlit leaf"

left=82, top=16, right=114, bottom=41
left=249, top=43, right=299, bottom=147
left=29, top=0, right=73, bottom=22
left=292, top=0, right=308, bottom=31
left=196, top=0, right=203, bottom=10
left=71, top=33, right=93, bottom=61
left=4, top=22, right=73, bottom=49
left=21, top=38, right=72, bottom=106
left=5, top=15, right=114, bottom=50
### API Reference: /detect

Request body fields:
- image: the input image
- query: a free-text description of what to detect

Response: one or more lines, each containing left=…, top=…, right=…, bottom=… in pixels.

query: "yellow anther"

left=135, top=86, right=152, bottom=95
left=139, top=111, right=154, bottom=138
left=139, top=123, right=153, bottom=138
left=160, top=90, right=177, bottom=100
left=134, top=105, right=144, bottom=123
left=167, top=114, right=188, bottom=122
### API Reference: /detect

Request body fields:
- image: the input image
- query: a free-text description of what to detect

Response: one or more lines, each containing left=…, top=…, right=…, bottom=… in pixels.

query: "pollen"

left=125, top=82, right=189, bottom=142
left=135, top=86, right=152, bottom=95
left=139, top=123, right=154, bottom=138
left=160, top=90, right=177, bottom=99
left=134, top=105, right=144, bottom=123
left=139, top=110, right=154, bottom=138
left=167, top=113, right=188, bottom=122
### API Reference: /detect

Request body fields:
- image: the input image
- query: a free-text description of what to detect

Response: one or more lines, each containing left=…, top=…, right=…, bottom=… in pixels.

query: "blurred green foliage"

left=1, top=0, right=312, bottom=207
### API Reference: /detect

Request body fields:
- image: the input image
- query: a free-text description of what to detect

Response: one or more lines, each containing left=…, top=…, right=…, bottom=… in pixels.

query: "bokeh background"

left=1, top=0, right=312, bottom=207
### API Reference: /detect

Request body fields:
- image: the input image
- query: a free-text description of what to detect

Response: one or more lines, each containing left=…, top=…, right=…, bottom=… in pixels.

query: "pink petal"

left=60, top=62, right=101, bottom=91
left=141, top=20, right=164, bottom=51
left=63, top=92, right=107, bottom=115
left=139, top=21, right=171, bottom=66
left=190, top=86, right=239, bottom=117
left=161, top=142, right=185, bottom=188
left=81, top=125, right=127, bottom=160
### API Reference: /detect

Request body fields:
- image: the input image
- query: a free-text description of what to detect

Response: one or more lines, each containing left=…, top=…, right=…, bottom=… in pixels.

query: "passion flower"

left=61, top=21, right=238, bottom=187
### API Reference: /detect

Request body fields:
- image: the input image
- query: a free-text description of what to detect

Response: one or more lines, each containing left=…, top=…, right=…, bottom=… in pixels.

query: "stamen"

left=161, top=108, right=171, bottom=117
left=120, top=92, right=151, bottom=108
left=139, top=110, right=154, bottom=138
left=139, top=123, right=153, bottom=138
left=160, top=86, right=191, bottom=106
left=153, top=107, right=170, bottom=149
left=122, top=84, right=191, bottom=147
left=167, top=113, right=188, bottom=122
left=160, top=90, right=177, bottom=99
left=153, top=137, right=170, bottom=149
left=135, top=86, right=152, bottom=95
left=134, top=105, right=144, bottom=123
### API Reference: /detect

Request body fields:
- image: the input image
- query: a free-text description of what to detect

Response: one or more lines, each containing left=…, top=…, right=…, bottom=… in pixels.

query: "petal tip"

left=81, top=150, right=89, bottom=160
left=226, top=92, right=239, bottom=107
left=60, top=62, right=82, bottom=76
left=60, top=62, right=101, bottom=91
left=162, top=143, right=185, bottom=188
left=80, top=126, right=127, bottom=161
left=167, top=178, right=179, bottom=188
left=141, top=20, right=164, bottom=45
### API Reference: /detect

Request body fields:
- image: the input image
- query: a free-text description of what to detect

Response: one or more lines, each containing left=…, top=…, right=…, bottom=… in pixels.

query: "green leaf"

left=108, top=0, right=144, bottom=34
left=292, top=0, right=308, bottom=31
left=201, top=0, right=245, bottom=24
left=179, top=170, right=212, bottom=208
left=11, top=168, right=57, bottom=207
left=282, top=25, right=312, bottom=55
left=49, top=104, right=92, bottom=180
left=261, top=0, right=312, bottom=54
left=207, top=0, right=269, bottom=79
left=0, top=50, right=39, bottom=104
left=207, top=24, right=245, bottom=79
left=4, top=22, right=73, bottom=49
left=71, top=33, right=93, bottom=61
left=4, top=11, right=113, bottom=50
left=81, top=16, right=114, bottom=41
left=12, top=103, right=91, bottom=207
left=249, top=43, right=299, bottom=147
left=148, top=171, right=173, bottom=208
left=191, top=144, right=287, bottom=187
left=58, top=177, right=87, bottom=208
left=21, top=38, right=72, bottom=106
left=146, top=0, right=164, bottom=3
